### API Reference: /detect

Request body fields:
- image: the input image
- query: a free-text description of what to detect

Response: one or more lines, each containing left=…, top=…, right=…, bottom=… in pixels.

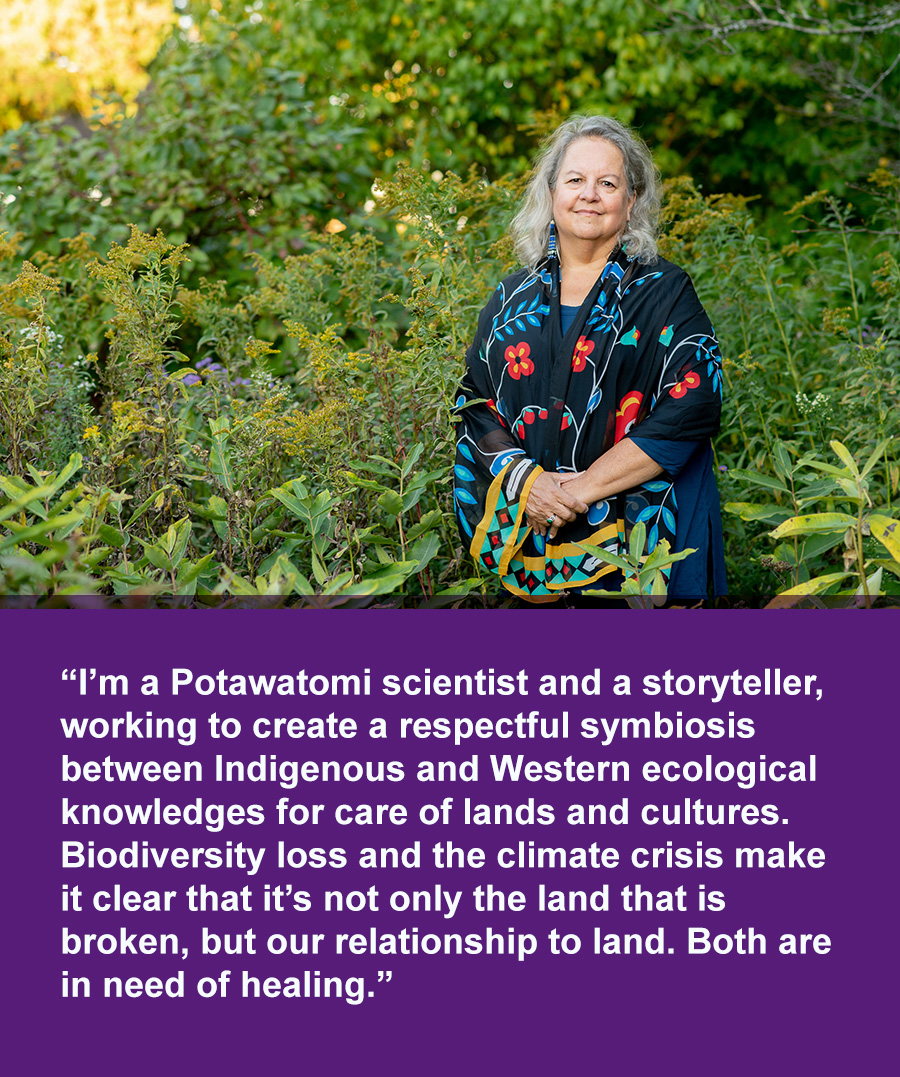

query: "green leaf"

left=775, top=572, right=850, bottom=596
left=311, top=548, right=329, bottom=586
left=772, top=441, right=792, bottom=483
left=401, top=485, right=424, bottom=513
left=577, top=541, right=631, bottom=574
left=81, top=546, right=112, bottom=569
left=725, top=468, right=790, bottom=494
left=124, top=484, right=177, bottom=528
left=643, top=542, right=696, bottom=572
left=97, top=523, right=126, bottom=548
left=410, top=531, right=440, bottom=572
left=400, top=442, right=424, bottom=479
left=168, top=367, right=197, bottom=383
left=46, top=453, right=83, bottom=498
left=798, top=459, right=847, bottom=478
left=378, top=490, right=403, bottom=516
left=406, top=509, right=443, bottom=541
left=162, top=517, right=192, bottom=566
left=800, top=531, right=845, bottom=561
left=0, top=482, right=58, bottom=523
left=769, top=512, right=857, bottom=539
left=270, top=489, right=306, bottom=520
left=628, top=521, right=647, bottom=566
left=141, top=544, right=170, bottom=572
left=208, top=494, right=229, bottom=542
left=348, top=459, right=396, bottom=478
left=175, top=553, right=215, bottom=592
left=322, top=571, right=356, bottom=594
left=367, top=453, right=402, bottom=472
left=366, top=560, right=418, bottom=579
left=853, top=566, right=883, bottom=599
left=220, top=571, right=263, bottom=596
left=344, top=473, right=389, bottom=493
left=208, top=417, right=233, bottom=493
left=829, top=440, right=859, bottom=477
left=859, top=438, right=893, bottom=481
left=724, top=501, right=792, bottom=524
left=0, top=513, right=83, bottom=550
left=869, top=559, right=900, bottom=581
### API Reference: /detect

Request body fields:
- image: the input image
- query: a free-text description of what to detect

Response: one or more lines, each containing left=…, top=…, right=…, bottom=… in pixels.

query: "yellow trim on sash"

left=469, top=462, right=544, bottom=577
left=469, top=464, right=626, bottom=596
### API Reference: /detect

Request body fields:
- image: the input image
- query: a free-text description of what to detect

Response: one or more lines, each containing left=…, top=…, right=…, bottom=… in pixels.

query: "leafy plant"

left=579, top=523, right=697, bottom=609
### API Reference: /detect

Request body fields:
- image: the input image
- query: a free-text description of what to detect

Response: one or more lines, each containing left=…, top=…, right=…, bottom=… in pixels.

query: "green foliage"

left=759, top=440, right=900, bottom=607
left=181, top=0, right=896, bottom=211
left=0, top=134, right=897, bottom=605
left=0, top=24, right=369, bottom=280
left=580, top=523, right=697, bottom=609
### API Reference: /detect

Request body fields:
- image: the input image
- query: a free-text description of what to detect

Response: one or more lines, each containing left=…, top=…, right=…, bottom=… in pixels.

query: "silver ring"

left=546, top=515, right=555, bottom=525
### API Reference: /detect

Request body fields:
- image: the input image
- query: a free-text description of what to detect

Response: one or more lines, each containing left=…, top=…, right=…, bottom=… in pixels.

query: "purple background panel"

left=2, top=609, right=896, bottom=1076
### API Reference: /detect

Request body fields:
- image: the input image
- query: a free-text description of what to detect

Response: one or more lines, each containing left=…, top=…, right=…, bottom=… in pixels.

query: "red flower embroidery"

left=615, top=391, right=644, bottom=442
left=669, top=371, right=701, bottom=398
left=572, top=336, right=595, bottom=372
left=505, top=342, right=534, bottom=379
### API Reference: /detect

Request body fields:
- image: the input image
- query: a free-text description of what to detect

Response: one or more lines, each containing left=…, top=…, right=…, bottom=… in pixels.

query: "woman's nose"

left=580, top=182, right=601, bottom=200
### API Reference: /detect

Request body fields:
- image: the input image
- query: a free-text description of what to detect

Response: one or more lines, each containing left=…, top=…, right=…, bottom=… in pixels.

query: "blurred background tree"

left=180, top=0, right=897, bottom=206
left=0, top=0, right=175, bottom=130
left=2, top=0, right=896, bottom=276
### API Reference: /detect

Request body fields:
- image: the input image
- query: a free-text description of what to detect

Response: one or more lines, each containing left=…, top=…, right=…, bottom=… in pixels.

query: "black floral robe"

left=453, top=247, right=723, bottom=599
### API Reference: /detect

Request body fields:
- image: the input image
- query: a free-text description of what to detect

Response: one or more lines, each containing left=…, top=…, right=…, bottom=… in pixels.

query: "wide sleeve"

left=452, top=289, right=543, bottom=565
left=629, top=436, right=703, bottom=480
left=626, top=272, right=724, bottom=443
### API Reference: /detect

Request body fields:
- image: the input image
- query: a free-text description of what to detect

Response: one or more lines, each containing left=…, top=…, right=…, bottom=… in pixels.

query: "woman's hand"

left=526, top=472, right=589, bottom=540
left=559, top=441, right=664, bottom=506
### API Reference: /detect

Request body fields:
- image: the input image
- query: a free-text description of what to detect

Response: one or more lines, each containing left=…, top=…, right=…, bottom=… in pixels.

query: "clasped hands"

left=525, top=471, right=591, bottom=541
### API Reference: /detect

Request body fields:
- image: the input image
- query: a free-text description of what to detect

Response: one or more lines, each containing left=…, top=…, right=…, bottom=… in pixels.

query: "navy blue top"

left=560, top=304, right=581, bottom=336
left=561, top=305, right=725, bottom=599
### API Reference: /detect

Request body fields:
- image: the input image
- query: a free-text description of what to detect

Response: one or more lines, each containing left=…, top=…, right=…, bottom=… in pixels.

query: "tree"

left=182, top=0, right=894, bottom=209
left=0, top=17, right=369, bottom=279
left=656, top=1, right=900, bottom=133
left=0, top=0, right=175, bottom=130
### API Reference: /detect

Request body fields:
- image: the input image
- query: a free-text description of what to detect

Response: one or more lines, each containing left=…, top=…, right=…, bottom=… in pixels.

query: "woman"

left=453, top=115, right=726, bottom=603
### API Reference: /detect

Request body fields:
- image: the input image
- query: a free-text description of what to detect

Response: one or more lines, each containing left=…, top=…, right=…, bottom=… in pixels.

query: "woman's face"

left=550, top=138, right=635, bottom=261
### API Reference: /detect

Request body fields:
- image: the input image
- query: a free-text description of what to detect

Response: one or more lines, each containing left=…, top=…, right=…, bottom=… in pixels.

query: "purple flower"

left=182, top=373, right=201, bottom=386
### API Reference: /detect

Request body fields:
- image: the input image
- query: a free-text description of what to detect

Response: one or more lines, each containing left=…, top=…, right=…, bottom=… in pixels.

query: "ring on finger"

left=545, top=514, right=555, bottom=526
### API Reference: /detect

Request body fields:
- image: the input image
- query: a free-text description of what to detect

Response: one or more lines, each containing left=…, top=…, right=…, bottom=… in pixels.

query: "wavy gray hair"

left=510, top=115, right=661, bottom=269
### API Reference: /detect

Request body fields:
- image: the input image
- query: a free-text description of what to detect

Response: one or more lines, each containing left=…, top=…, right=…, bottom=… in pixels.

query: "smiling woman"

left=453, top=115, right=727, bottom=604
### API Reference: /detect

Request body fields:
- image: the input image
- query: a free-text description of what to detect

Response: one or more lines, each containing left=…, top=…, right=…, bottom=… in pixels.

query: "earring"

left=548, top=220, right=558, bottom=260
